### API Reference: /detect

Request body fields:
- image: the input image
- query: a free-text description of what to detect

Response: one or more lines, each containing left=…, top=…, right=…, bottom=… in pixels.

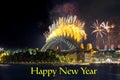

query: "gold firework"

left=44, top=16, right=87, bottom=42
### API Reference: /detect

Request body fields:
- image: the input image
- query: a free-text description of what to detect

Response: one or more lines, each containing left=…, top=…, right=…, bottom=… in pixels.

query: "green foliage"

left=1, top=49, right=62, bottom=63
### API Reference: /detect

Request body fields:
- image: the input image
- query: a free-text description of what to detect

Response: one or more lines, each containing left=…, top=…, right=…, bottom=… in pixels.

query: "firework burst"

left=100, top=21, right=110, bottom=32
left=100, top=21, right=115, bottom=49
left=91, top=20, right=106, bottom=38
left=91, top=20, right=106, bottom=49
left=44, top=16, right=86, bottom=43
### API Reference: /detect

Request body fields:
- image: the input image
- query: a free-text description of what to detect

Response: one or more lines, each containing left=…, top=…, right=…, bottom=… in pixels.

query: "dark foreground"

left=0, top=63, right=120, bottom=80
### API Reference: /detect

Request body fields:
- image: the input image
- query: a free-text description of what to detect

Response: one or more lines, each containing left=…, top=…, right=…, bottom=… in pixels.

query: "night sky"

left=1, top=0, right=120, bottom=49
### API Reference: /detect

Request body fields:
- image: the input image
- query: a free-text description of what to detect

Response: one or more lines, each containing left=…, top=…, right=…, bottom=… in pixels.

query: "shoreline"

left=0, top=62, right=120, bottom=66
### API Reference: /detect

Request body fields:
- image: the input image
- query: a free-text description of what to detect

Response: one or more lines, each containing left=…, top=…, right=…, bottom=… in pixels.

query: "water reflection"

left=0, top=64, right=119, bottom=80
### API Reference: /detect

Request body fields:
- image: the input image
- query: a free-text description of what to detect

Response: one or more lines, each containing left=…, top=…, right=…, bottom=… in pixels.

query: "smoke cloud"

left=49, top=3, right=80, bottom=21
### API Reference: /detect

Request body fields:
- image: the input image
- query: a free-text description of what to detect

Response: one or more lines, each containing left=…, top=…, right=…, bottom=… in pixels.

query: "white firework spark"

left=91, top=20, right=106, bottom=38
left=100, top=21, right=110, bottom=32
left=100, top=21, right=115, bottom=49
left=91, top=20, right=107, bottom=49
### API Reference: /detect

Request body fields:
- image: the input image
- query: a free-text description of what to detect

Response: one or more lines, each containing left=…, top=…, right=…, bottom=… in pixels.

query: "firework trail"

left=91, top=20, right=106, bottom=49
left=100, top=21, right=115, bottom=49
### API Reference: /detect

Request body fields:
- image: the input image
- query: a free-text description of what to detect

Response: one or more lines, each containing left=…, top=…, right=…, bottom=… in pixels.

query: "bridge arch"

left=41, top=37, right=79, bottom=51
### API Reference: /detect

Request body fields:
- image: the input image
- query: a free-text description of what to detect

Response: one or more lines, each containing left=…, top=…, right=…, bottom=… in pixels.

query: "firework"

left=91, top=20, right=106, bottom=38
left=44, top=16, right=86, bottom=43
left=91, top=20, right=106, bottom=49
left=100, top=21, right=115, bottom=49
left=100, top=21, right=110, bottom=32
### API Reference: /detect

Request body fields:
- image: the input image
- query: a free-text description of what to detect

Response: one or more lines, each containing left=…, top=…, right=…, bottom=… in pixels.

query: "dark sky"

left=1, top=0, right=120, bottom=49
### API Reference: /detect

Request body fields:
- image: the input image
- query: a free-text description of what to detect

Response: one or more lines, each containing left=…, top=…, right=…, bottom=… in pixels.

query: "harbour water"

left=0, top=64, right=120, bottom=80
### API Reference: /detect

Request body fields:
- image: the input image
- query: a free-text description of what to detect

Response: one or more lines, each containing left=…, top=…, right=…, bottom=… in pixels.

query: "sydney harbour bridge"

left=41, top=16, right=86, bottom=52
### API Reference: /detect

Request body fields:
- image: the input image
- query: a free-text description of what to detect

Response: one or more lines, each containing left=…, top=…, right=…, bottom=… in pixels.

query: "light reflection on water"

left=0, top=64, right=10, bottom=67
left=0, top=64, right=120, bottom=80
